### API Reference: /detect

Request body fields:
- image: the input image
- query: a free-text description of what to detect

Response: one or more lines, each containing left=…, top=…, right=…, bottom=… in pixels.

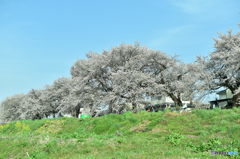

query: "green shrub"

left=166, top=133, right=184, bottom=146
left=194, top=138, right=222, bottom=152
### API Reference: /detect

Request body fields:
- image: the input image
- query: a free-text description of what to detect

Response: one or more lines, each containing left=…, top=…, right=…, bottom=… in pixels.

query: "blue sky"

left=0, top=0, right=239, bottom=102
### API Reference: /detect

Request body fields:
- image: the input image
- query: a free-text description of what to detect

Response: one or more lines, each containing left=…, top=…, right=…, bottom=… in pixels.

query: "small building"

left=143, top=95, right=191, bottom=112
left=147, top=95, right=190, bottom=106
left=209, top=89, right=233, bottom=109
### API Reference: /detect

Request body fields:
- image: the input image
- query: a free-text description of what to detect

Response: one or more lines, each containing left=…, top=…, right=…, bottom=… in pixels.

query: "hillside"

left=0, top=108, right=240, bottom=159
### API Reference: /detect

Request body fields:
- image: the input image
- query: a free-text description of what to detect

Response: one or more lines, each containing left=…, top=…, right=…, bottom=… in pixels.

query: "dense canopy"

left=1, top=28, right=239, bottom=123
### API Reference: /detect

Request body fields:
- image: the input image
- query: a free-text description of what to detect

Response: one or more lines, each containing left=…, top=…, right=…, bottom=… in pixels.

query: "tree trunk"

left=108, top=100, right=115, bottom=113
left=174, top=98, right=183, bottom=107
left=75, top=104, right=81, bottom=118
left=231, top=91, right=240, bottom=107
left=168, top=93, right=183, bottom=107
left=132, top=102, right=138, bottom=113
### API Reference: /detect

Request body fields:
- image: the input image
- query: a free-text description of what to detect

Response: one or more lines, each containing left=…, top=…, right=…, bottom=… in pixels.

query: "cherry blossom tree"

left=198, top=29, right=240, bottom=106
left=71, top=44, right=199, bottom=112
left=0, top=94, right=25, bottom=122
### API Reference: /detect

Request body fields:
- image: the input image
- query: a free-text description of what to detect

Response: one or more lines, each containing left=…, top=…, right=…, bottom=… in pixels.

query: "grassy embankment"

left=0, top=108, right=240, bottom=159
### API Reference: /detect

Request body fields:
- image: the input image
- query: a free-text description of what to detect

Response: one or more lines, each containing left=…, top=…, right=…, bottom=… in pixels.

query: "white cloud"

left=148, top=25, right=195, bottom=48
left=171, top=0, right=239, bottom=18
left=171, top=0, right=215, bottom=14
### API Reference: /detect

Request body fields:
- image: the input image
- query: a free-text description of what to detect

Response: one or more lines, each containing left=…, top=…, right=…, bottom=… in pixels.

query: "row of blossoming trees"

left=0, top=28, right=239, bottom=122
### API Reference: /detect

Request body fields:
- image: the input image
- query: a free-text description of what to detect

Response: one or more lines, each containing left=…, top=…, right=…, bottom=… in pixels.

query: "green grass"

left=0, top=108, right=240, bottom=159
